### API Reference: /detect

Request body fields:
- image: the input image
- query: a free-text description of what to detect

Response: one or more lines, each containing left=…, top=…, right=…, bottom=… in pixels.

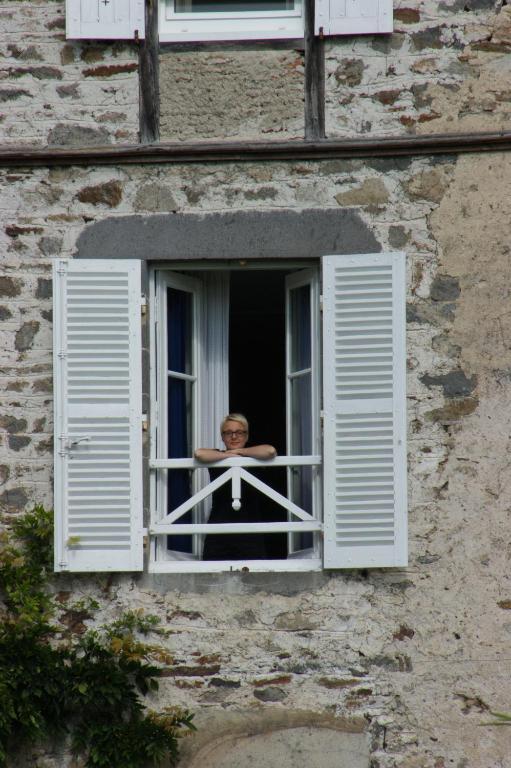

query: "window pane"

left=290, top=374, right=311, bottom=454
left=289, top=366, right=313, bottom=553
left=289, top=284, right=311, bottom=372
left=175, top=0, right=295, bottom=11
left=167, top=377, right=193, bottom=553
left=167, top=287, right=192, bottom=375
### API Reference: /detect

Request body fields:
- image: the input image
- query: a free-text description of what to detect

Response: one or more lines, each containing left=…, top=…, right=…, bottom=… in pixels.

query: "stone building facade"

left=1, top=0, right=511, bottom=765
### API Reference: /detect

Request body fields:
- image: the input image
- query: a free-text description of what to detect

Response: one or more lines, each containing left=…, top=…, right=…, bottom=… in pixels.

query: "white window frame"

left=159, top=0, right=304, bottom=42
left=151, top=271, right=202, bottom=563
left=285, top=267, right=322, bottom=561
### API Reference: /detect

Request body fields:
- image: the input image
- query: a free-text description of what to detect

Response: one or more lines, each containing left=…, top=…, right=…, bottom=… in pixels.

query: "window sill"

left=149, top=558, right=322, bottom=573
left=159, top=24, right=304, bottom=43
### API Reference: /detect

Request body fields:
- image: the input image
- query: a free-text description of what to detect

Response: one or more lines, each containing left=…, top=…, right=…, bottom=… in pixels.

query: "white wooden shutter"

left=66, top=0, right=145, bottom=40
left=322, top=252, right=406, bottom=568
left=315, top=0, right=392, bottom=36
left=53, top=259, right=143, bottom=572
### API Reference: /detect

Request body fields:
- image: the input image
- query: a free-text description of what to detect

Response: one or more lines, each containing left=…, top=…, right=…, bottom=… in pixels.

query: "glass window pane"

left=290, top=465, right=313, bottom=552
left=175, top=0, right=295, bottom=12
left=168, top=378, right=192, bottom=459
left=290, top=285, right=311, bottom=373
left=167, top=287, right=192, bottom=375
left=167, top=377, right=193, bottom=553
left=290, top=374, right=312, bottom=455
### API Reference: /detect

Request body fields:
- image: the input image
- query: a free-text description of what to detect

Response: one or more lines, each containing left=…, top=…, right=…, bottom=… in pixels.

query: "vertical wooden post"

left=139, top=0, right=160, bottom=143
left=304, top=0, right=325, bottom=140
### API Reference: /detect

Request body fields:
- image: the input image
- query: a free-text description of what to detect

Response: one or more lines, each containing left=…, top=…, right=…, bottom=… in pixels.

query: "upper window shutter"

left=66, top=0, right=145, bottom=40
left=53, top=259, right=143, bottom=572
left=322, top=252, right=407, bottom=569
left=315, top=0, right=392, bottom=36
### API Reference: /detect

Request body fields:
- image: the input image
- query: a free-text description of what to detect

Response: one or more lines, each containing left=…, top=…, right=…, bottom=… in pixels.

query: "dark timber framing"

left=139, top=0, right=323, bottom=142
left=304, top=0, right=325, bottom=139
left=2, top=132, right=511, bottom=167
left=139, top=0, right=160, bottom=142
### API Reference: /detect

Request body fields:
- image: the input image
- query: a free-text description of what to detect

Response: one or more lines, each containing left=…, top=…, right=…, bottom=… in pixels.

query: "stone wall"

left=0, top=0, right=139, bottom=146
left=158, top=0, right=511, bottom=141
left=2, top=150, right=511, bottom=766
left=1, top=0, right=511, bottom=766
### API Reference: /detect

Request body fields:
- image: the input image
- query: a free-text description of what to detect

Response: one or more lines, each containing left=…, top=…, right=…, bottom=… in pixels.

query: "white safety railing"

left=149, top=455, right=322, bottom=535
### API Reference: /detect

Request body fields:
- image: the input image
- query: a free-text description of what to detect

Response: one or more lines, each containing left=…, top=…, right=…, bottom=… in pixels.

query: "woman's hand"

left=194, top=448, right=225, bottom=462
left=233, top=445, right=277, bottom=460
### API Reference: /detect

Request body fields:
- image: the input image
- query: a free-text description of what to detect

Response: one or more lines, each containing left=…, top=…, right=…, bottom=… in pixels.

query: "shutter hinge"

left=141, top=295, right=147, bottom=316
left=134, top=28, right=140, bottom=43
left=319, top=294, right=323, bottom=312
left=142, top=414, right=148, bottom=432
left=319, top=26, right=324, bottom=40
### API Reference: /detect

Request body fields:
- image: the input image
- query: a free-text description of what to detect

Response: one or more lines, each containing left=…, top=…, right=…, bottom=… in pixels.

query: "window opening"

left=229, top=271, right=287, bottom=560
left=150, top=264, right=322, bottom=572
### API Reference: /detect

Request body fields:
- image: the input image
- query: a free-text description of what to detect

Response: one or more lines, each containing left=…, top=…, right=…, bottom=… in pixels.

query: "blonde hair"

left=220, top=413, right=249, bottom=434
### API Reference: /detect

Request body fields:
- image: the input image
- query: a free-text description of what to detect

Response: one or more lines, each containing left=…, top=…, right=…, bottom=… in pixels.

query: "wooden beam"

left=2, top=131, right=511, bottom=167
left=138, top=0, right=160, bottom=143
left=304, top=0, right=325, bottom=140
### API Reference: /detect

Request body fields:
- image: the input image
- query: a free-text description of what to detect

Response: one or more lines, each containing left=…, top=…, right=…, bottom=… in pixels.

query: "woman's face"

left=221, top=420, right=248, bottom=451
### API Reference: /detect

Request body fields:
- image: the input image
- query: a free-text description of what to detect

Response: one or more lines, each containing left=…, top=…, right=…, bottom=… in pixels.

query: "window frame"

left=159, top=0, right=304, bottom=42
left=148, top=261, right=323, bottom=573
left=53, top=252, right=406, bottom=575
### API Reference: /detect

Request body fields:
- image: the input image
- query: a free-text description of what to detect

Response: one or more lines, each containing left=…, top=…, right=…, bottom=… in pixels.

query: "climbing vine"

left=0, top=505, right=195, bottom=767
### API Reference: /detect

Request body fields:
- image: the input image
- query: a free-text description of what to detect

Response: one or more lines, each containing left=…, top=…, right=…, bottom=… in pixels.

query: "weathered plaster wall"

left=157, top=0, right=511, bottom=141
left=159, top=48, right=305, bottom=140
left=325, top=1, right=511, bottom=137
left=0, top=0, right=139, bottom=146
left=2, top=151, right=511, bottom=767
left=1, top=1, right=511, bottom=766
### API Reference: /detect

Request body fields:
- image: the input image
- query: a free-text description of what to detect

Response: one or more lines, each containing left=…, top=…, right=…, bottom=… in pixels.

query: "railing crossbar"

left=151, top=522, right=322, bottom=535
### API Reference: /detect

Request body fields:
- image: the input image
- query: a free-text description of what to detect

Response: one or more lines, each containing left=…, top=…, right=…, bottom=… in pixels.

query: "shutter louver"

left=53, top=259, right=143, bottom=572
left=322, top=252, right=407, bottom=568
left=66, top=0, right=145, bottom=40
left=315, top=0, right=393, bottom=36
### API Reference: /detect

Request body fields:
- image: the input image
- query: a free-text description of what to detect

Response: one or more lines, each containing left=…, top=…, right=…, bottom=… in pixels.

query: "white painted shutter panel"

left=66, top=0, right=145, bottom=40
left=322, top=252, right=407, bottom=568
left=53, top=259, right=143, bottom=572
left=315, top=0, right=392, bottom=36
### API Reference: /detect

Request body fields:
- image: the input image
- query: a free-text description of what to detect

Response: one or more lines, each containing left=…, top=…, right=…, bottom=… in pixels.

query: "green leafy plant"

left=0, top=505, right=195, bottom=767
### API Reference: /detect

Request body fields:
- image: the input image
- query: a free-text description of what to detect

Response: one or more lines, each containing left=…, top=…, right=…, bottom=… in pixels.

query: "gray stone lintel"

left=75, top=209, right=380, bottom=261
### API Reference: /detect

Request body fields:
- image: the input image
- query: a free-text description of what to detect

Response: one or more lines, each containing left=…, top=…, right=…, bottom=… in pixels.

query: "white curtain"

left=200, top=271, right=230, bottom=449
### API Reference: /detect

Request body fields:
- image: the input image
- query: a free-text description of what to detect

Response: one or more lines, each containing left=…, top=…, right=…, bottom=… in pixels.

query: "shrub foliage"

left=0, top=505, right=194, bottom=767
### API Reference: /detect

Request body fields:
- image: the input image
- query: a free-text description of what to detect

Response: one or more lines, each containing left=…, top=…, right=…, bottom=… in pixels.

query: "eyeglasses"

left=222, top=430, right=247, bottom=438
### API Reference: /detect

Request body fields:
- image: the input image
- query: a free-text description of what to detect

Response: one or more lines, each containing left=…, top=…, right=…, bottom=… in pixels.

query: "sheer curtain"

left=198, top=272, right=230, bottom=523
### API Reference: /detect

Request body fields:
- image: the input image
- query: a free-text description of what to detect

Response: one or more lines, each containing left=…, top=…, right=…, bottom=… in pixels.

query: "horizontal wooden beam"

left=1, top=131, right=511, bottom=168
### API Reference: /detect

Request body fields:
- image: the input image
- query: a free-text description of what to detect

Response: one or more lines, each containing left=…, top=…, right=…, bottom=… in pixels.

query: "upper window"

left=65, top=0, right=393, bottom=41
left=160, top=0, right=303, bottom=42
